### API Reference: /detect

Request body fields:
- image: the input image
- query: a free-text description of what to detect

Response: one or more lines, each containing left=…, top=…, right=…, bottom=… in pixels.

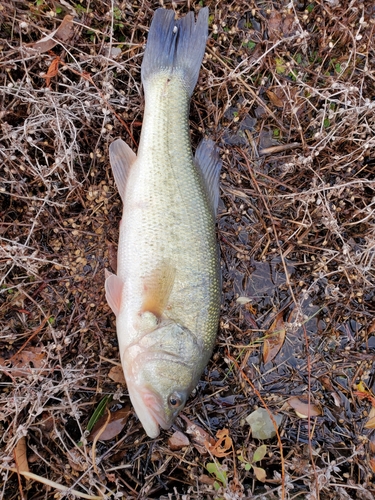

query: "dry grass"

left=1, top=0, right=375, bottom=498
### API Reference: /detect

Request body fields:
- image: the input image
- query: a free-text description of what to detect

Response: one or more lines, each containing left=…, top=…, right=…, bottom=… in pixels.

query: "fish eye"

left=168, top=392, right=184, bottom=409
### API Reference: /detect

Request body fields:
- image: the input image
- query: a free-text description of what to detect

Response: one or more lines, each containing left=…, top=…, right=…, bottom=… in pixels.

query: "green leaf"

left=55, top=6, right=62, bottom=13
left=335, top=62, right=342, bottom=74
left=245, top=463, right=251, bottom=471
left=275, top=57, right=286, bottom=74
left=86, top=396, right=111, bottom=433
left=324, top=118, right=330, bottom=128
left=243, top=40, right=256, bottom=50
left=113, top=7, right=122, bottom=20
left=75, top=3, right=92, bottom=14
left=307, top=3, right=314, bottom=13
left=206, top=462, right=227, bottom=486
left=252, top=444, right=267, bottom=463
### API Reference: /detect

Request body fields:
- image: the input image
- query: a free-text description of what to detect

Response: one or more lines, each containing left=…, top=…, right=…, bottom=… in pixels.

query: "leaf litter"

left=287, top=397, right=322, bottom=419
left=246, top=408, right=283, bottom=440
left=89, top=405, right=131, bottom=441
left=1, top=0, right=375, bottom=498
left=262, top=311, right=286, bottom=364
left=25, top=14, right=74, bottom=53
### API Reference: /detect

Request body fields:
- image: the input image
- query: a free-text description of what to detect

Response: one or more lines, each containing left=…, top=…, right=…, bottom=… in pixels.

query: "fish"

left=106, top=7, right=221, bottom=438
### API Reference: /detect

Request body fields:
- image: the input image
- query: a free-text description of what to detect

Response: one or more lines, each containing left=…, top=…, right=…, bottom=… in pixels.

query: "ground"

left=1, top=0, right=375, bottom=499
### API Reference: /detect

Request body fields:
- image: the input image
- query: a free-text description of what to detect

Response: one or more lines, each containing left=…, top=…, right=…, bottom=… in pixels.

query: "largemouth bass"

left=106, top=7, right=221, bottom=438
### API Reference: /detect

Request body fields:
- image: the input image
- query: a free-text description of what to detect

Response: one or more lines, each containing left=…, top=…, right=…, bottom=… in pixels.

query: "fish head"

left=125, top=317, right=203, bottom=438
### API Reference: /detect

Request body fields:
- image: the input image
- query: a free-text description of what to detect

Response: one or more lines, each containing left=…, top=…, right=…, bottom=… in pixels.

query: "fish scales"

left=106, top=7, right=221, bottom=438
left=122, top=76, right=219, bottom=345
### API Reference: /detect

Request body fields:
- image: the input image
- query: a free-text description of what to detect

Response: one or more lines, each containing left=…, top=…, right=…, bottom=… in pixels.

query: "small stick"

left=259, top=142, right=301, bottom=156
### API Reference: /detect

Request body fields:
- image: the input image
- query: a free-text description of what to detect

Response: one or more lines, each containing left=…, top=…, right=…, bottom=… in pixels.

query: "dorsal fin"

left=194, top=139, right=222, bottom=215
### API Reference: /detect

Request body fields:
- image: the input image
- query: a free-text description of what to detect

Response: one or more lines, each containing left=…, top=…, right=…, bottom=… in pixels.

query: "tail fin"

left=141, top=8, right=209, bottom=96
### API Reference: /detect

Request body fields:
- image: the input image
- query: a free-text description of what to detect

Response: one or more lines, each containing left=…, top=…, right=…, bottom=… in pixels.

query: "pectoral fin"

left=105, top=271, right=124, bottom=317
left=109, top=139, right=137, bottom=203
left=141, top=261, right=176, bottom=318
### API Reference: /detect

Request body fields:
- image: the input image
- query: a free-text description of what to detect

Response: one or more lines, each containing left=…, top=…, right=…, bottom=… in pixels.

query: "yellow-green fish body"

left=106, top=8, right=221, bottom=438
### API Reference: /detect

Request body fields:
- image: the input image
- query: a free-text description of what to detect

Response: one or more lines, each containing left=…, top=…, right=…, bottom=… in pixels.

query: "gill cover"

left=126, top=319, right=203, bottom=437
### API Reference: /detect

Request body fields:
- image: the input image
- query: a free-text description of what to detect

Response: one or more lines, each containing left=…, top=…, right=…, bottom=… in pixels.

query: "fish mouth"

left=142, top=391, right=172, bottom=431
left=127, top=382, right=170, bottom=438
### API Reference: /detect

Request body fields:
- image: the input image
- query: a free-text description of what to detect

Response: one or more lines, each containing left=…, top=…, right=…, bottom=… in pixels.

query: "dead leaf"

left=331, top=392, right=341, bottom=407
left=364, top=407, right=375, bottom=429
left=67, top=447, right=88, bottom=472
left=354, top=381, right=375, bottom=406
left=263, top=312, right=286, bottom=363
left=14, top=436, right=29, bottom=474
left=42, top=56, right=61, bottom=87
left=252, top=465, right=267, bottom=482
left=266, top=90, right=284, bottom=108
left=369, top=458, right=375, bottom=474
left=319, top=375, right=334, bottom=391
left=108, top=365, right=126, bottom=385
left=205, top=428, right=232, bottom=457
left=26, top=15, right=73, bottom=53
left=319, top=377, right=341, bottom=407
left=368, top=319, right=375, bottom=335
left=40, top=412, right=54, bottom=432
left=180, top=414, right=215, bottom=455
left=0, top=346, right=45, bottom=377
left=288, top=396, right=322, bottom=418
left=365, top=416, right=375, bottom=430
left=369, top=436, right=375, bottom=454
left=356, top=381, right=367, bottom=392
left=106, top=472, right=116, bottom=482
left=199, top=474, right=216, bottom=486
left=267, top=11, right=282, bottom=41
left=89, top=406, right=130, bottom=441
left=236, top=296, right=251, bottom=305
left=281, top=14, right=296, bottom=37
left=267, top=11, right=296, bottom=41
left=168, top=430, right=190, bottom=451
